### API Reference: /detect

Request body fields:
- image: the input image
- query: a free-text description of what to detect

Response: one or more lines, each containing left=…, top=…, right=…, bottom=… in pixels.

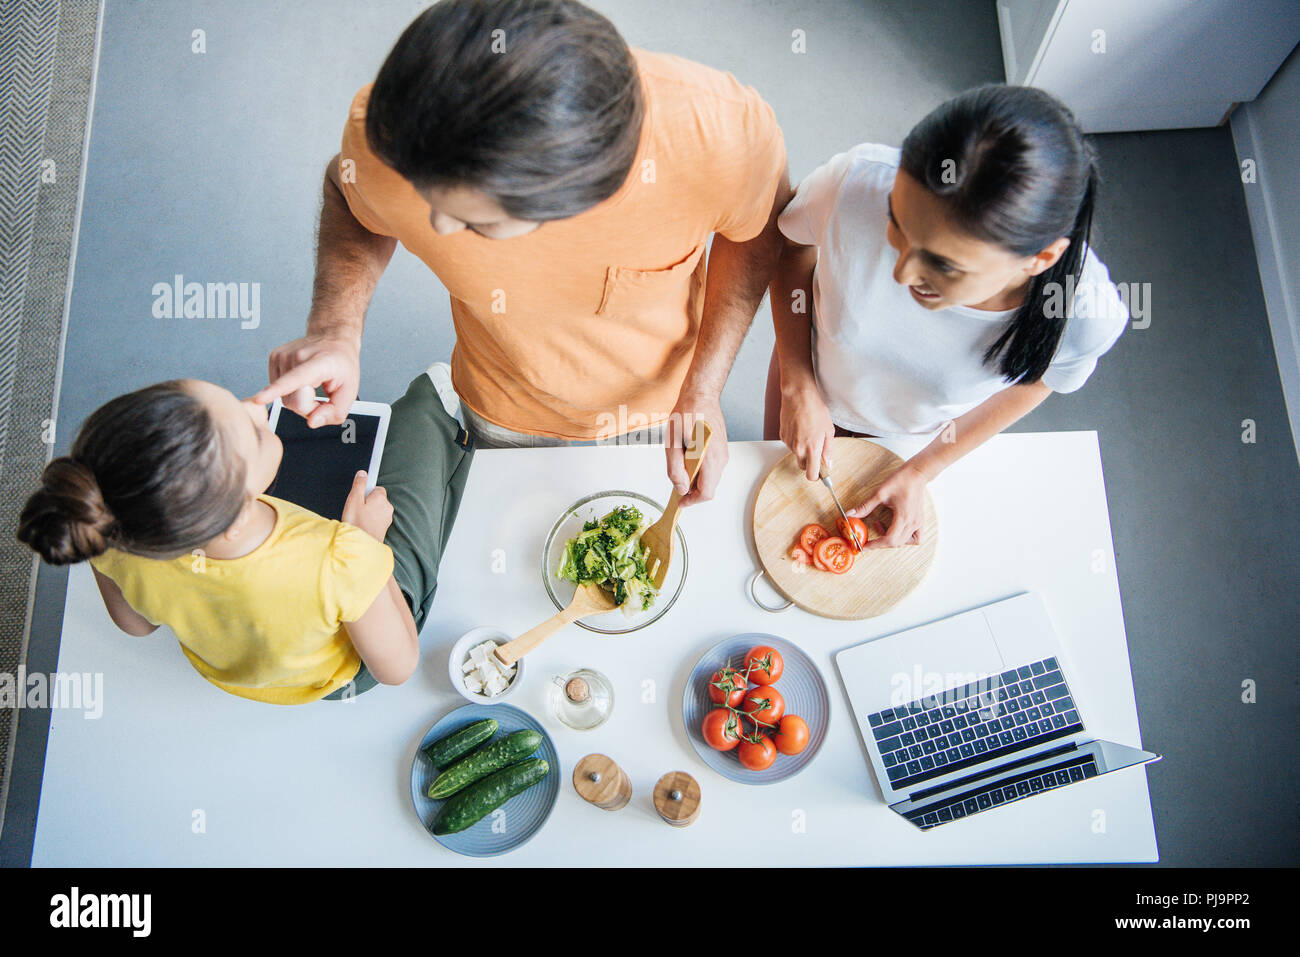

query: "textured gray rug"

left=0, top=0, right=99, bottom=840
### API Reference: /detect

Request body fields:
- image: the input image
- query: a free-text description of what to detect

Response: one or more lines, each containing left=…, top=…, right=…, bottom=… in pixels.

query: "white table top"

left=32, top=433, right=1157, bottom=865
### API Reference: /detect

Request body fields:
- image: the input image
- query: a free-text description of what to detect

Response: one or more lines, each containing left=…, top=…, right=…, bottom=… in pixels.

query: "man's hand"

left=664, top=160, right=791, bottom=509
left=341, top=470, right=393, bottom=541
left=666, top=391, right=729, bottom=506
left=254, top=332, right=361, bottom=428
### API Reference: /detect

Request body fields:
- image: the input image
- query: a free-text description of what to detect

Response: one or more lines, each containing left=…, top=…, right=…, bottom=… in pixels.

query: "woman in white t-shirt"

left=767, top=84, right=1128, bottom=547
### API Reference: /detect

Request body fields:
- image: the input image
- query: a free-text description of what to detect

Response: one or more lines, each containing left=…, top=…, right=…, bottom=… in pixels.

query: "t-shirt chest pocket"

left=596, top=242, right=707, bottom=326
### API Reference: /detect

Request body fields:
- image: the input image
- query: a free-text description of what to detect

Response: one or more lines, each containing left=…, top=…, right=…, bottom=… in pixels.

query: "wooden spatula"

left=642, top=418, right=712, bottom=591
left=493, top=582, right=617, bottom=667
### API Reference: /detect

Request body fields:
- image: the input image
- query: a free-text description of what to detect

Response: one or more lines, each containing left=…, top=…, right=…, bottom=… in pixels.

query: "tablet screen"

left=267, top=411, right=381, bottom=521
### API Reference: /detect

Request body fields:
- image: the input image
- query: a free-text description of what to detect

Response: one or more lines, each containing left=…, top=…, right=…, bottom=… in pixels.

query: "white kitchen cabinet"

left=996, top=0, right=1300, bottom=132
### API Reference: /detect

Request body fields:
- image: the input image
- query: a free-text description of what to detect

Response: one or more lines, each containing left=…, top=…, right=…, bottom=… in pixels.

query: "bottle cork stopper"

left=565, top=677, right=590, bottom=703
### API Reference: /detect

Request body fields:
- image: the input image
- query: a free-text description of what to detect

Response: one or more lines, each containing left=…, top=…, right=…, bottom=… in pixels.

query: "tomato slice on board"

left=788, top=544, right=812, bottom=565
left=798, top=523, right=831, bottom=554
left=836, top=516, right=869, bottom=551
left=814, top=536, right=855, bottom=574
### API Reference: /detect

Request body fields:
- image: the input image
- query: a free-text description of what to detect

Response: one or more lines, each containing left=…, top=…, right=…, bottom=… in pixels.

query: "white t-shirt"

left=777, top=143, right=1129, bottom=438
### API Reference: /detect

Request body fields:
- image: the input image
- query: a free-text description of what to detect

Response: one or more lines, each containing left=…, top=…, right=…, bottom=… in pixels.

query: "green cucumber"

left=422, top=718, right=497, bottom=769
left=431, top=758, right=551, bottom=835
left=428, top=729, right=543, bottom=799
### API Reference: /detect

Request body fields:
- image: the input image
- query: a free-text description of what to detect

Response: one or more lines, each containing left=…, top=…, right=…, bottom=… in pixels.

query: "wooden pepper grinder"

left=653, top=771, right=701, bottom=827
left=572, top=754, right=633, bottom=811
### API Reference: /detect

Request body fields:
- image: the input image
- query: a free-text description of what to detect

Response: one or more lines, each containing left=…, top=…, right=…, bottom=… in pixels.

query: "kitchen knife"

left=819, top=459, right=862, bottom=551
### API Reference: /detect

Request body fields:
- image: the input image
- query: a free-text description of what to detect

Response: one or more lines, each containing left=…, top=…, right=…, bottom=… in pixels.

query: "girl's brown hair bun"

left=17, top=457, right=118, bottom=565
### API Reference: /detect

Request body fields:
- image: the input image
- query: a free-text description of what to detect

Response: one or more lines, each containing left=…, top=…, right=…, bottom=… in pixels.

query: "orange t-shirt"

left=339, top=49, right=786, bottom=440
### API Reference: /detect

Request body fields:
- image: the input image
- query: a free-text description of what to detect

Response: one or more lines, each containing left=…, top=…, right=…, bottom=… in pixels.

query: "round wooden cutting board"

left=752, top=438, right=938, bottom=620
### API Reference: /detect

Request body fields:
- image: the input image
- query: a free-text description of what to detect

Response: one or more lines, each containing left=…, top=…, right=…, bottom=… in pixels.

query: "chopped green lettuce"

left=557, top=505, right=659, bottom=614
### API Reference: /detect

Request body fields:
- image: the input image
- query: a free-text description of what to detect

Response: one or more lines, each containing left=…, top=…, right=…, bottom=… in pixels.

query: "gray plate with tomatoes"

left=684, top=634, right=830, bottom=784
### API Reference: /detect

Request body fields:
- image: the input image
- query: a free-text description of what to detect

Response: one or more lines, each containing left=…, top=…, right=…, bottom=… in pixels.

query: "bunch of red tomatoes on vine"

left=701, top=644, right=810, bottom=771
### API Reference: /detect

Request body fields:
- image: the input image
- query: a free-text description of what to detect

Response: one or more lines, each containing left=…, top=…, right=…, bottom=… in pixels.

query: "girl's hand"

left=342, top=470, right=393, bottom=541
left=780, top=386, right=836, bottom=482
left=846, top=462, right=929, bottom=548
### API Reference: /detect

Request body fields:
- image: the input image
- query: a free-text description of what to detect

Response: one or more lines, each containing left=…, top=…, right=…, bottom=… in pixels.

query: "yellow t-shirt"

left=89, top=495, right=394, bottom=705
left=338, top=48, right=787, bottom=440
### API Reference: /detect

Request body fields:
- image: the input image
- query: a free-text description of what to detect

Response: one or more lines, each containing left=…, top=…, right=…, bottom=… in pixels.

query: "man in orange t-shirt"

left=258, top=0, right=790, bottom=503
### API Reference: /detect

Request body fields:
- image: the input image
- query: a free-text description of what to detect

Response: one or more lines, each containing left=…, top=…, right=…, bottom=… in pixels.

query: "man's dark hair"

left=366, top=0, right=643, bottom=222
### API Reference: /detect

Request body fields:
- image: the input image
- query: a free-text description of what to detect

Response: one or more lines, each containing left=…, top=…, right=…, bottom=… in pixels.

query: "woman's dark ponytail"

left=17, top=457, right=118, bottom=565
left=900, top=84, right=1099, bottom=383
left=984, top=158, right=1097, bottom=383
left=16, top=381, right=247, bottom=565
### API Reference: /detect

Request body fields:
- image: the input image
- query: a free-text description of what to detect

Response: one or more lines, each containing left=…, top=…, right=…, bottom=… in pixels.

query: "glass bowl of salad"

left=541, top=490, right=688, bottom=635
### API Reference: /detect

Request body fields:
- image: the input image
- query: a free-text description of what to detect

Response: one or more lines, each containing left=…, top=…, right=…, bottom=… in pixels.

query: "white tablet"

left=266, top=397, right=391, bottom=521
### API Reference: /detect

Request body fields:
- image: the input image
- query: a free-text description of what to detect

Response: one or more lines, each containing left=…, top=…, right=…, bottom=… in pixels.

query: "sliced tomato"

left=798, top=523, right=831, bottom=554
left=814, top=535, right=855, bottom=574
left=836, top=516, right=869, bottom=551
left=788, top=544, right=812, bottom=565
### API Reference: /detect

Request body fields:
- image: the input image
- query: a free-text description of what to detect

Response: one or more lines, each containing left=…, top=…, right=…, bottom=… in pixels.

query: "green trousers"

left=323, top=372, right=474, bottom=700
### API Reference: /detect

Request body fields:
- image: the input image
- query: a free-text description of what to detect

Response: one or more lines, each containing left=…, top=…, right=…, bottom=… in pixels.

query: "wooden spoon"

left=493, top=582, right=617, bottom=667
left=642, top=418, right=712, bottom=591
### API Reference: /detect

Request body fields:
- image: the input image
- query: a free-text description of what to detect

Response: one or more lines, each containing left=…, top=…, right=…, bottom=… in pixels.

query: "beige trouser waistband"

left=462, top=403, right=666, bottom=450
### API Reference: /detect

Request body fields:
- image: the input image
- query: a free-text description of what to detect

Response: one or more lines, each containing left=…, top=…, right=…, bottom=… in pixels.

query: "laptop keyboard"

left=903, top=754, right=1100, bottom=829
left=866, top=657, right=1084, bottom=790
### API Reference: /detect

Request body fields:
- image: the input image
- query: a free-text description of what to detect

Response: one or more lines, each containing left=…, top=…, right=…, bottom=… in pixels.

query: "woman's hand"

left=846, top=462, right=930, bottom=548
left=341, top=470, right=393, bottom=541
left=780, top=385, right=837, bottom=482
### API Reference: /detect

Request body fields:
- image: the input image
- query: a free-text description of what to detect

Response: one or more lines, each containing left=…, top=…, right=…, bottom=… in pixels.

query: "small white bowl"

left=448, top=626, right=523, bottom=705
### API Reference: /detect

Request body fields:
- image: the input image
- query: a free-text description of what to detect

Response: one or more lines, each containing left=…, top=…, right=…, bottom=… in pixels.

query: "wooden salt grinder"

left=653, top=771, right=701, bottom=827
left=572, top=754, right=633, bottom=811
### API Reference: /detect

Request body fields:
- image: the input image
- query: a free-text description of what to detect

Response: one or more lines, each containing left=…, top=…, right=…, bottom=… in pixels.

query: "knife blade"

left=819, top=460, right=862, bottom=551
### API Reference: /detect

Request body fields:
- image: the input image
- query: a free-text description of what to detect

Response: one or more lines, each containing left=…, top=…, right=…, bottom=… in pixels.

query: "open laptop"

left=835, top=592, right=1159, bottom=830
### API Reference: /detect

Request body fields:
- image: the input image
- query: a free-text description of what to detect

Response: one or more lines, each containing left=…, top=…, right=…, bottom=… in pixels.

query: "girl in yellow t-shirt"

left=16, top=373, right=471, bottom=705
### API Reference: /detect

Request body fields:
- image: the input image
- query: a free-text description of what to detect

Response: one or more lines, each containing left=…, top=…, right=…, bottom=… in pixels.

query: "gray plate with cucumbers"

left=410, top=703, right=560, bottom=857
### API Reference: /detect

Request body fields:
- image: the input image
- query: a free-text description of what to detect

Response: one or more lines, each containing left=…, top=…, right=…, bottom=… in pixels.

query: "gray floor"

left=2, top=0, right=1297, bottom=865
